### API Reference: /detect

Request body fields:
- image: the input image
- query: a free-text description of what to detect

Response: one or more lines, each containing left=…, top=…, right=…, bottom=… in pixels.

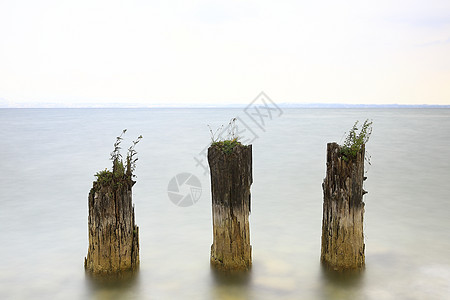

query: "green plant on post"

left=208, top=118, right=248, bottom=154
left=94, top=129, right=143, bottom=186
left=107, top=129, right=132, bottom=180
left=340, top=119, right=373, bottom=162
left=126, top=134, right=143, bottom=177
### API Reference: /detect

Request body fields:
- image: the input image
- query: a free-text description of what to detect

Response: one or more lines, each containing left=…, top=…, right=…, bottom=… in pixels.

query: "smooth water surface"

left=0, top=108, right=449, bottom=299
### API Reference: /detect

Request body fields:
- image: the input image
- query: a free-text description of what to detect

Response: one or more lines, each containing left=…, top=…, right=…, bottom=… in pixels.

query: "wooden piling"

left=321, top=142, right=366, bottom=271
left=208, top=143, right=252, bottom=270
left=85, top=168, right=139, bottom=275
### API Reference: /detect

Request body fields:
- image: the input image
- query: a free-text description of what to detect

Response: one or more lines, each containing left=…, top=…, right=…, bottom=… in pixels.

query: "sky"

left=0, top=0, right=449, bottom=107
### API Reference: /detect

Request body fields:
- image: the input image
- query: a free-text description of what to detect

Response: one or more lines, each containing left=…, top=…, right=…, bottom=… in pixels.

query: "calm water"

left=0, top=108, right=449, bottom=299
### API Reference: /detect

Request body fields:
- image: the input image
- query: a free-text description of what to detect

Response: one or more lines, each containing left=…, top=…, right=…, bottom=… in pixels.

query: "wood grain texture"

left=85, top=177, right=139, bottom=275
left=208, top=144, right=252, bottom=270
left=321, top=142, right=366, bottom=271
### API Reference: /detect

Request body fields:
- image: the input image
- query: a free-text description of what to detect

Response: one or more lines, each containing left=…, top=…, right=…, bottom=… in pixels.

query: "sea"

left=0, top=108, right=449, bottom=299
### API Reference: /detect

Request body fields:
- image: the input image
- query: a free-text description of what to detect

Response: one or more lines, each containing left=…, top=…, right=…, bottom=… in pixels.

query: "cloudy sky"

left=0, top=0, right=449, bottom=106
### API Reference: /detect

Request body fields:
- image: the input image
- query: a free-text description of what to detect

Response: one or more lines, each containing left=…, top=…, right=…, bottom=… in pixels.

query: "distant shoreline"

left=1, top=103, right=450, bottom=109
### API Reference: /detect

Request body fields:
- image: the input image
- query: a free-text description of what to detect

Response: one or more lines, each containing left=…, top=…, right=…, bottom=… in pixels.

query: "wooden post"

left=321, top=142, right=366, bottom=271
left=208, top=144, right=252, bottom=270
left=85, top=173, right=139, bottom=275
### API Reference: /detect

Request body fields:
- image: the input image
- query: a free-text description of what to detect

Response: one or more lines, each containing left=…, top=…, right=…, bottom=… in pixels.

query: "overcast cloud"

left=1, top=0, right=449, bottom=106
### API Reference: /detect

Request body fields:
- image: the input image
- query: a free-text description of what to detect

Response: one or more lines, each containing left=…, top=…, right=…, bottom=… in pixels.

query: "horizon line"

left=1, top=102, right=450, bottom=109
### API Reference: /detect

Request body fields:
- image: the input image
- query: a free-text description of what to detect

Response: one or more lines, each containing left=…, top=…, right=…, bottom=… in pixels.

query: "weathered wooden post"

left=320, top=142, right=366, bottom=271
left=208, top=141, right=252, bottom=270
left=85, top=131, right=141, bottom=276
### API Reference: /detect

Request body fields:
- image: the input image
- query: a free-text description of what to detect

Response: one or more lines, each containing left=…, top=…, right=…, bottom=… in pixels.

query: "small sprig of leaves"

left=126, top=135, right=143, bottom=176
left=110, top=129, right=127, bottom=168
left=95, top=129, right=143, bottom=186
left=94, top=168, right=113, bottom=186
left=208, top=124, right=224, bottom=143
left=226, top=117, right=238, bottom=141
left=340, top=119, right=373, bottom=162
left=208, top=118, right=246, bottom=154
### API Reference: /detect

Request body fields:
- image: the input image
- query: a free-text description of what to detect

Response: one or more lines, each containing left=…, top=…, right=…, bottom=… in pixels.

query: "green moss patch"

left=211, top=138, right=247, bottom=154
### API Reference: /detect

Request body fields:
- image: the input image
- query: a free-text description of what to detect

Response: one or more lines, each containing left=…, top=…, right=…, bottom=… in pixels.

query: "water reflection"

left=210, top=265, right=252, bottom=300
left=85, top=269, right=140, bottom=300
left=319, top=263, right=365, bottom=300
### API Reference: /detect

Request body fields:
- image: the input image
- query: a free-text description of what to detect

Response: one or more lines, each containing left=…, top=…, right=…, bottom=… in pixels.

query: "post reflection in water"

left=319, top=263, right=365, bottom=300
left=209, top=265, right=253, bottom=300
left=85, top=269, right=140, bottom=300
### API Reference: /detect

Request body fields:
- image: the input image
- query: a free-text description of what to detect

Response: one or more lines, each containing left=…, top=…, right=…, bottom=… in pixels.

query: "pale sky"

left=0, top=0, right=449, bottom=106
